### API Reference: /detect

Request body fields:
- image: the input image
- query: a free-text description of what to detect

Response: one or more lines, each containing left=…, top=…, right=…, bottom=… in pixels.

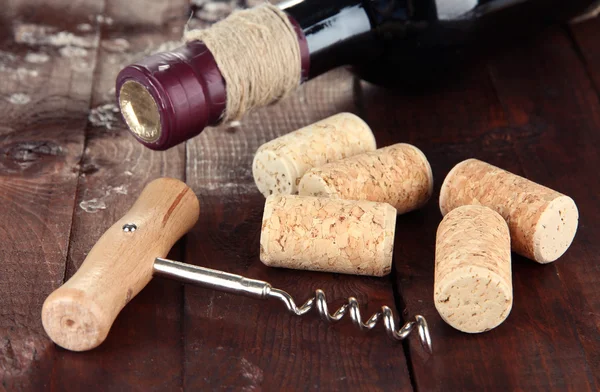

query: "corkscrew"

left=41, top=178, right=431, bottom=353
left=154, top=258, right=431, bottom=352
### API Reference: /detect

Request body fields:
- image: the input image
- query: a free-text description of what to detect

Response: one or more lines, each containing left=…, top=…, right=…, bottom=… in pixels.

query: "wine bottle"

left=116, top=0, right=596, bottom=150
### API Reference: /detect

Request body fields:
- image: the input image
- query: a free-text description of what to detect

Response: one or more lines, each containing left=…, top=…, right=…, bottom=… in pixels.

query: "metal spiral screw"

left=153, top=258, right=432, bottom=353
left=269, top=288, right=432, bottom=353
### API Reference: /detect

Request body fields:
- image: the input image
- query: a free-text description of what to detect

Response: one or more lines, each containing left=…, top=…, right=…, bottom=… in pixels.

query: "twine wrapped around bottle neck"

left=184, top=4, right=302, bottom=123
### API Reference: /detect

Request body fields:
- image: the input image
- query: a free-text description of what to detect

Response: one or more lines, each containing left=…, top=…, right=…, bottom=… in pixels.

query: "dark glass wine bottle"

left=116, top=0, right=596, bottom=150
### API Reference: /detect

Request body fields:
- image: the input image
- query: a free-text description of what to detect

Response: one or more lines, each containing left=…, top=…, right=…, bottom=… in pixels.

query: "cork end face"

left=259, top=195, right=277, bottom=266
left=253, top=149, right=297, bottom=197
left=435, top=267, right=513, bottom=333
left=533, top=196, right=579, bottom=263
left=379, top=203, right=397, bottom=277
left=297, top=171, right=337, bottom=198
left=403, top=144, right=434, bottom=203
left=41, top=289, right=107, bottom=352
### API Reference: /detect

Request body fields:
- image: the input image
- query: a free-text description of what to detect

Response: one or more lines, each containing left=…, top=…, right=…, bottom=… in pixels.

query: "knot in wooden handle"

left=42, top=178, right=199, bottom=351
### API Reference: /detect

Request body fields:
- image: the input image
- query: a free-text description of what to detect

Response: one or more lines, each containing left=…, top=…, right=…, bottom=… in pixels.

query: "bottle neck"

left=116, top=1, right=383, bottom=151
left=282, top=0, right=375, bottom=78
left=117, top=0, right=596, bottom=151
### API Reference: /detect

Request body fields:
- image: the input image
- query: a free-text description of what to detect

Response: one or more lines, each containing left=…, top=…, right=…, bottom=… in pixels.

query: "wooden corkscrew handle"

left=41, top=178, right=199, bottom=351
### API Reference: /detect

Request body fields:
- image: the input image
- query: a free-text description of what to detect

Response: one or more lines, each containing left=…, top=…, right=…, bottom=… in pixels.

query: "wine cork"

left=440, top=159, right=579, bottom=264
left=252, top=113, right=376, bottom=197
left=435, top=205, right=512, bottom=333
left=260, top=195, right=396, bottom=276
left=298, top=143, right=433, bottom=214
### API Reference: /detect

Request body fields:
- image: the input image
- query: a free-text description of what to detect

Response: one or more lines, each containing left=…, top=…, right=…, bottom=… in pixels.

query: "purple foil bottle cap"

left=116, top=16, right=309, bottom=151
left=116, top=41, right=226, bottom=151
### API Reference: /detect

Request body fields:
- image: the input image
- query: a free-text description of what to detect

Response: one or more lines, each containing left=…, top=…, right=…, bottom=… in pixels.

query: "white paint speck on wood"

left=6, top=93, right=31, bottom=105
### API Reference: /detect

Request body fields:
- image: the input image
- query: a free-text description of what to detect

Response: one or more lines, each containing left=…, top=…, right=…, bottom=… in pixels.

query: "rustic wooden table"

left=1, top=0, right=600, bottom=390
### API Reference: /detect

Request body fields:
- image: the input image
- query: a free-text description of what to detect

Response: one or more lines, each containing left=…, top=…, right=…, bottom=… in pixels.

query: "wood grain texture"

left=487, top=27, right=600, bottom=388
left=0, top=1, right=102, bottom=389
left=184, top=68, right=414, bottom=391
left=42, top=178, right=198, bottom=352
left=49, top=1, right=189, bottom=389
left=357, top=27, right=600, bottom=390
left=1, top=1, right=600, bottom=390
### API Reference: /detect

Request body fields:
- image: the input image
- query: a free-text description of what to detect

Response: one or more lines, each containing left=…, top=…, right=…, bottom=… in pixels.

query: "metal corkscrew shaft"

left=154, top=258, right=432, bottom=353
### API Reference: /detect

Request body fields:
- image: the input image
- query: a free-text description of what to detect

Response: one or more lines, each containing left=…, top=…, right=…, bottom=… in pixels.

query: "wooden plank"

left=103, top=0, right=187, bottom=27
left=48, top=1, right=189, bottom=390
left=0, top=1, right=102, bottom=389
left=487, top=27, right=600, bottom=387
left=358, top=29, right=599, bottom=389
left=570, top=18, right=600, bottom=93
left=184, top=68, right=414, bottom=391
